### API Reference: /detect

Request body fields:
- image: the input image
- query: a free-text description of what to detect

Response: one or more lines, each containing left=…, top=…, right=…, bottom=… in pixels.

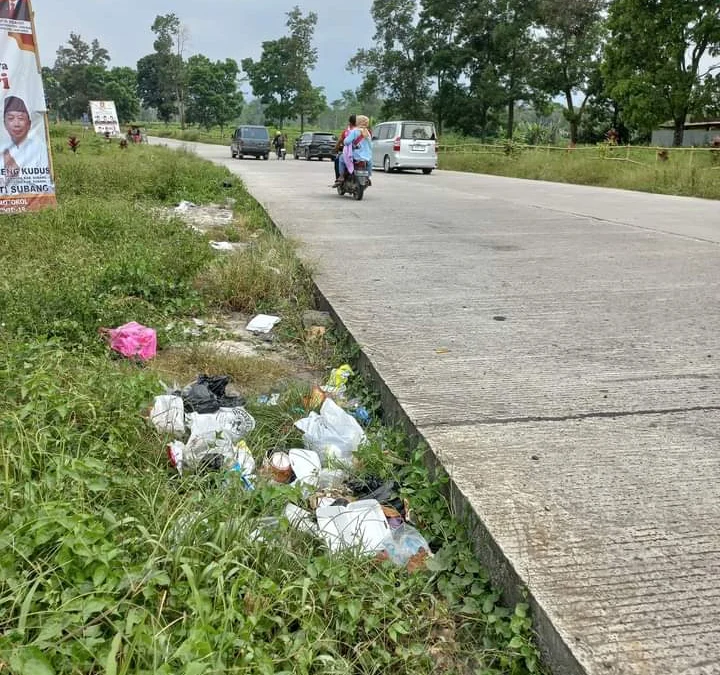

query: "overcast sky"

left=31, top=0, right=374, bottom=100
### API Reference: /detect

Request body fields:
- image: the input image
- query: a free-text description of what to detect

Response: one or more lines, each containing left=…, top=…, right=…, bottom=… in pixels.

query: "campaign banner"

left=0, top=0, right=56, bottom=213
left=90, top=100, right=120, bottom=136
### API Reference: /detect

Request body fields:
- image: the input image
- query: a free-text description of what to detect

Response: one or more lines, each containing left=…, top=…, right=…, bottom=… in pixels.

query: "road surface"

left=153, top=138, right=720, bottom=675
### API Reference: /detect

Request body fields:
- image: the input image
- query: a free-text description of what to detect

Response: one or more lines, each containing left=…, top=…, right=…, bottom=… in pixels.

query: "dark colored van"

left=231, top=126, right=270, bottom=160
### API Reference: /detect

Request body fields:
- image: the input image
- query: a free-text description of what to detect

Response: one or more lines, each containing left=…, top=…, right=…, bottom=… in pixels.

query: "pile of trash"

left=148, top=365, right=431, bottom=571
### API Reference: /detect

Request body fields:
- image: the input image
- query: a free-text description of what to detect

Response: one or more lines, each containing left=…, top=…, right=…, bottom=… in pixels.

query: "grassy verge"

left=440, top=144, right=720, bottom=199
left=0, top=127, right=543, bottom=674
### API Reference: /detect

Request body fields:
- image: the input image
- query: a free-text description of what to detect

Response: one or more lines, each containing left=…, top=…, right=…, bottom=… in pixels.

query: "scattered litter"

left=295, top=397, right=366, bottom=465
left=180, top=375, right=245, bottom=414
left=435, top=347, right=450, bottom=354
left=266, top=451, right=293, bottom=483
left=175, top=200, right=196, bottom=213
left=289, top=448, right=321, bottom=486
left=303, top=385, right=326, bottom=410
left=210, top=241, right=238, bottom=252
left=322, top=364, right=354, bottom=396
left=351, top=405, right=371, bottom=426
left=102, top=321, right=157, bottom=361
left=150, top=395, right=185, bottom=437
left=382, top=523, right=431, bottom=568
left=285, top=503, right=317, bottom=535
left=246, top=314, right=281, bottom=334
left=306, top=326, right=327, bottom=340
left=316, top=499, right=390, bottom=554
left=192, top=318, right=206, bottom=327
left=257, top=393, right=280, bottom=406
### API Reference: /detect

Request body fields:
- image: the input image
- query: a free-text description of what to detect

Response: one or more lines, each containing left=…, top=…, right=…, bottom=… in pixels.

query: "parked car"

left=294, top=132, right=337, bottom=160
left=371, top=120, right=438, bottom=174
left=231, top=125, right=270, bottom=159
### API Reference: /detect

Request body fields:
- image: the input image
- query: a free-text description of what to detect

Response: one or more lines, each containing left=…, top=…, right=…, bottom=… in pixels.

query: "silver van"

left=371, top=120, right=438, bottom=174
left=231, top=125, right=270, bottom=160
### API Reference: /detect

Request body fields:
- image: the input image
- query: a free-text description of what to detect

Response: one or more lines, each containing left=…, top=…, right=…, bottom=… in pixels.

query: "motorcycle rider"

left=335, top=114, right=372, bottom=187
left=273, top=131, right=285, bottom=159
left=333, top=114, right=356, bottom=181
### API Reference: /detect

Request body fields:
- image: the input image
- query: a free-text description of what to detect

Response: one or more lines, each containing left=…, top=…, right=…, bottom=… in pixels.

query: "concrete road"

left=154, top=139, right=720, bottom=675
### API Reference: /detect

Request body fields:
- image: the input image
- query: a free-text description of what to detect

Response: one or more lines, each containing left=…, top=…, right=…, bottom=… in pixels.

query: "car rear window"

left=242, top=127, right=268, bottom=139
left=312, top=134, right=335, bottom=141
left=401, top=123, right=435, bottom=141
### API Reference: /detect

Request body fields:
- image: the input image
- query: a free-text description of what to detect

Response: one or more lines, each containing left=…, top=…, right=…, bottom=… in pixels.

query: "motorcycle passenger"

left=335, top=115, right=372, bottom=187
left=333, top=114, right=356, bottom=180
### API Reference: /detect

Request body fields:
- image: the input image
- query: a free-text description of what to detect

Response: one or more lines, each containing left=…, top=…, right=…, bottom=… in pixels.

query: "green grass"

left=0, top=125, right=544, bottom=674
left=439, top=142, right=720, bottom=200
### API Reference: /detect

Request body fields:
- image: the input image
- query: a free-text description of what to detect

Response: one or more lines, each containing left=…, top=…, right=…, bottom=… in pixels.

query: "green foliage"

left=604, top=0, right=720, bottom=146
left=348, top=0, right=431, bottom=120
left=534, top=0, right=607, bottom=144
left=242, top=6, right=327, bottom=129
left=186, top=55, right=244, bottom=130
left=137, top=14, right=187, bottom=124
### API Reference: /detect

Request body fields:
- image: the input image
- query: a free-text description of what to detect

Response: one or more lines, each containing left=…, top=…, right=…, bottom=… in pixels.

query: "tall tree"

left=242, top=6, right=325, bottom=130
left=348, top=0, right=431, bottom=119
left=604, top=0, right=720, bottom=146
left=50, top=33, right=110, bottom=119
left=535, top=0, right=607, bottom=144
left=419, top=0, right=464, bottom=133
left=185, top=55, right=244, bottom=131
left=137, top=13, right=188, bottom=125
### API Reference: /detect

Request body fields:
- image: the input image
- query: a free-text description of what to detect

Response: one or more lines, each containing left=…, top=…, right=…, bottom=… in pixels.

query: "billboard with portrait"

left=0, top=0, right=56, bottom=213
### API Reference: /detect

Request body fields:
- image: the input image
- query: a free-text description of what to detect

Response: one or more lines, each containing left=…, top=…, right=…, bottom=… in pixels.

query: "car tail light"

left=393, top=136, right=401, bottom=152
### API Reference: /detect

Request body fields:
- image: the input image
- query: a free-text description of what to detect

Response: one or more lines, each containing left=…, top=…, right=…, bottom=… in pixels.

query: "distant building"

left=651, top=120, right=720, bottom=147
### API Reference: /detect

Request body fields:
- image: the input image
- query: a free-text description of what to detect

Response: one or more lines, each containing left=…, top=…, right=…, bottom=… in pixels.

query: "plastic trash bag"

left=294, top=398, right=366, bottom=465
left=180, top=375, right=245, bottom=414
left=316, top=499, right=390, bottom=554
left=382, top=524, right=430, bottom=566
left=104, top=321, right=156, bottom=361
left=150, top=395, right=185, bottom=437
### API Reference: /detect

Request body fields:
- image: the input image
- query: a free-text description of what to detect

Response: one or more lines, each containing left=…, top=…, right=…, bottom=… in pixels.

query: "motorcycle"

left=335, top=160, right=370, bottom=201
left=275, top=146, right=286, bottom=160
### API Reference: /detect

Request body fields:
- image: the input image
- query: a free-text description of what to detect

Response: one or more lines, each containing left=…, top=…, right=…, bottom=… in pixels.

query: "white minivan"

left=371, top=120, right=438, bottom=174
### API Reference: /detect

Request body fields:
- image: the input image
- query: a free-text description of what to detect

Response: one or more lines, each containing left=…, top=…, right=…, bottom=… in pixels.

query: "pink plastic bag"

left=103, top=321, right=157, bottom=361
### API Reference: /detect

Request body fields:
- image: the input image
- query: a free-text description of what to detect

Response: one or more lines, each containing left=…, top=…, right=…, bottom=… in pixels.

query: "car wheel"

left=422, top=168, right=433, bottom=175
left=305, top=148, right=311, bottom=161
left=264, top=154, right=269, bottom=160
left=231, top=149, right=236, bottom=158
left=383, top=156, right=392, bottom=173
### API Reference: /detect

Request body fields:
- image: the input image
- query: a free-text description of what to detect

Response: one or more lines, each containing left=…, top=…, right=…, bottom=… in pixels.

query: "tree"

left=604, top=0, right=720, bottom=146
left=137, top=53, right=178, bottom=123
left=137, top=13, right=188, bottom=125
left=535, top=0, right=607, bottom=144
left=242, top=6, right=324, bottom=130
left=242, top=38, right=296, bottom=128
left=186, top=55, right=244, bottom=131
left=104, top=67, right=140, bottom=123
left=348, top=0, right=431, bottom=120
left=49, top=33, right=111, bottom=120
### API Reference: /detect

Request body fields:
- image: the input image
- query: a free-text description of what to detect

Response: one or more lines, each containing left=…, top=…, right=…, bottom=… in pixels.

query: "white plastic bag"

left=150, top=395, right=185, bottom=437
left=316, top=499, right=389, bottom=554
left=294, top=398, right=366, bottom=465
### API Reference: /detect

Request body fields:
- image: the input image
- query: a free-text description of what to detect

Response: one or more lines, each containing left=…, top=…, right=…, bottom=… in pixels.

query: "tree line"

left=351, top=0, right=720, bottom=146
left=42, top=2, right=720, bottom=146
